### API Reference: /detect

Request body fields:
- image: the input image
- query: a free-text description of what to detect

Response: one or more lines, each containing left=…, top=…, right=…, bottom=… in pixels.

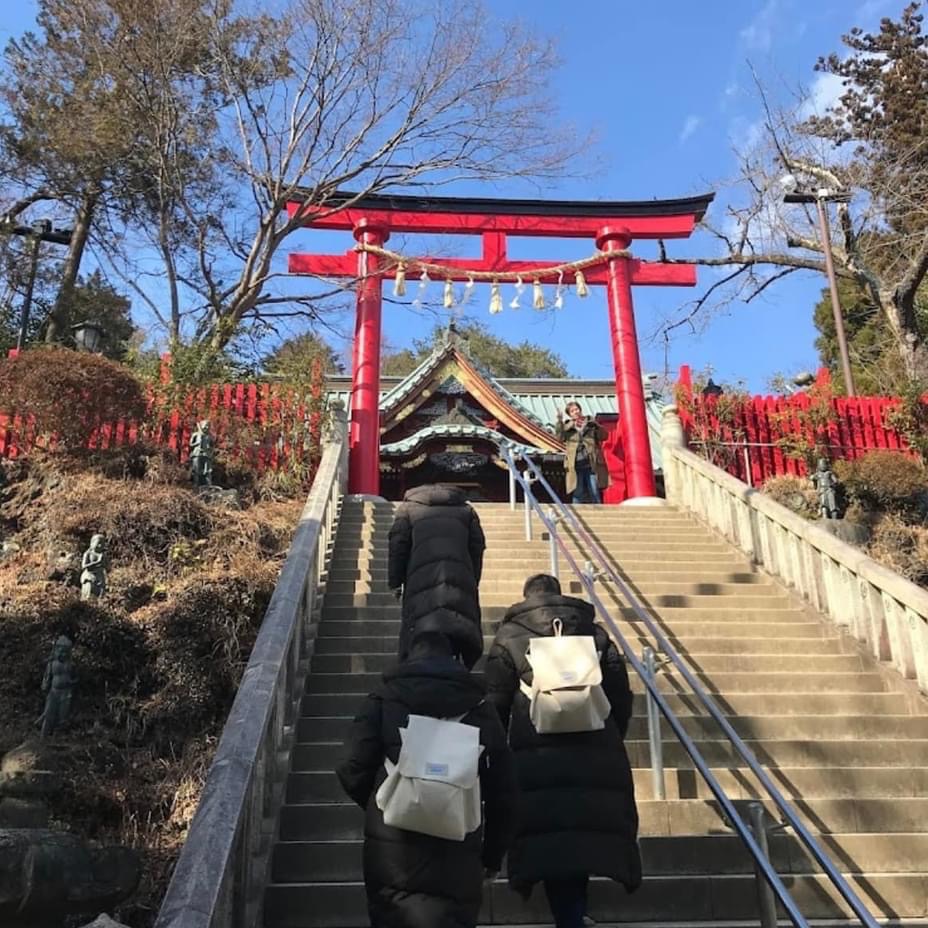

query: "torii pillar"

left=349, top=219, right=388, bottom=495
left=286, top=191, right=714, bottom=499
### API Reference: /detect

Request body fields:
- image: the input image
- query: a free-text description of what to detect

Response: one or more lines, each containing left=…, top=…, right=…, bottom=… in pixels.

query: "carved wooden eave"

left=378, top=341, right=564, bottom=454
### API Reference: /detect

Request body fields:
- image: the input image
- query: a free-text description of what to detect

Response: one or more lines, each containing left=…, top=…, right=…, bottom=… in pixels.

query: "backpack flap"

left=375, top=714, right=483, bottom=841
left=526, top=633, right=603, bottom=692
left=521, top=621, right=610, bottom=734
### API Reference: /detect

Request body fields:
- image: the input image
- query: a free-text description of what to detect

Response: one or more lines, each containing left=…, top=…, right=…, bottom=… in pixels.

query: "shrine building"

left=326, top=327, right=666, bottom=503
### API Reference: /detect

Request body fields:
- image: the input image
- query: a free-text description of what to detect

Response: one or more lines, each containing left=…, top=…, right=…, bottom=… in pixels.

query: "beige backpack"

left=375, top=713, right=483, bottom=841
left=520, top=618, right=610, bottom=733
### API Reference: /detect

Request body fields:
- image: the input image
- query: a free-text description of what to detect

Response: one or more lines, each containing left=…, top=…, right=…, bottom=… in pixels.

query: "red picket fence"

left=675, top=365, right=926, bottom=486
left=0, top=359, right=325, bottom=475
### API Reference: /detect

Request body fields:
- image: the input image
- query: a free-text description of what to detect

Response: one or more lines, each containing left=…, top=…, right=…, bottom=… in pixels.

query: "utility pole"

left=0, top=217, right=74, bottom=352
left=813, top=197, right=856, bottom=397
left=782, top=185, right=856, bottom=396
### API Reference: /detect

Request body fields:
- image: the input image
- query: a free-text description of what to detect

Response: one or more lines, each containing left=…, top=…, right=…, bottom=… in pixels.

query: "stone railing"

left=660, top=404, right=928, bottom=696
left=154, top=408, right=348, bottom=928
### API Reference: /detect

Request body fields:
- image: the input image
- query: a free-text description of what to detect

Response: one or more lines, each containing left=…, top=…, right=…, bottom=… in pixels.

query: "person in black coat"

left=388, top=484, right=486, bottom=669
left=485, top=574, right=641, bottom=928
left=336, top=630, right=517, bottom=928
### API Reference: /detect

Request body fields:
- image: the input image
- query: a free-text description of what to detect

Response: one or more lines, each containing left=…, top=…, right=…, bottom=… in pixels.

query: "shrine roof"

left=288, top=189, right=714, bottom=222
left=326, top=373, right=667, bottom=470
left=377, top=337, right=548, bottom=431
left=380, top=422, right=547, bottom=458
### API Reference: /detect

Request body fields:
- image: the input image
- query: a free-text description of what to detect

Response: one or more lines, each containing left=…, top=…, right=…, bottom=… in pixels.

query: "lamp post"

left=71, top=320, right=106, bottom=354
left=780, top=178, right=856, bottom=396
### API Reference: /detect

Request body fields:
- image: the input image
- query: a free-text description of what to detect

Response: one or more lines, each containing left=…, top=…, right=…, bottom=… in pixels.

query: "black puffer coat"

left=485, top=593, right=641, bottom=894
left=388, top=485, right=486, bottom=668
left=335, top=658, right=517, bottom=928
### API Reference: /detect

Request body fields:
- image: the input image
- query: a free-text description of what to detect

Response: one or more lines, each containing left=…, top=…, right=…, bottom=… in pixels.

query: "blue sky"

left=1, top=0, right=904, bottom=390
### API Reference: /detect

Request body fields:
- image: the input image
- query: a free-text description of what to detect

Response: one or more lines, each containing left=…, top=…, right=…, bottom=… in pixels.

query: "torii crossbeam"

left=287, top=190, right=714, bottom=499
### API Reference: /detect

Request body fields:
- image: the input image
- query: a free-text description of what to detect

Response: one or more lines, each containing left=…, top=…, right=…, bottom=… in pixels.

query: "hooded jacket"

left=336, top=657, right=517, bottom=928
left=484, top=592, right=641, bottom=894
left=387, top=485, right=486, bottom=668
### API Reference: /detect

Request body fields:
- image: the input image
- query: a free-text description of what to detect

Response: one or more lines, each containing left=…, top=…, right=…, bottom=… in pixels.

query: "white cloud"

left=728, top=115, right=765, bottom=153
left=739, top=0, right=780, bottom=52
left=679, top=115, right=703, bottom=143
left=857, top=0, right=893, bottom=21
left=798, top=71, right=844, bottom=120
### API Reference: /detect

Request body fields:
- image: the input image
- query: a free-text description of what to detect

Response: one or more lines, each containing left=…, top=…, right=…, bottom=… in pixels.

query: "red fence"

left=0, top=374, right=325, bottom=475
left=675, top=365, right=925, bottom=486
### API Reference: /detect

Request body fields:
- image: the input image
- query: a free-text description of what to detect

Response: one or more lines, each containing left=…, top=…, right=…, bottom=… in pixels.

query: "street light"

left=780, top=175, right=857, bottom=396
left=71, top=320, right=106, bottom=354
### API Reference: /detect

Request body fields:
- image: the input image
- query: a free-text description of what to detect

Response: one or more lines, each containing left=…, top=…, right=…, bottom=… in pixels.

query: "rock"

left=1, top=541, right=21, bottom=558
left=817, top=518, right=871, bottom=547
left=0, top=741, right=62, bottom=799
left=80, top=916, right=132, bottom=928
left=196, top=485, right=241, bottom=510
left=0, top=829, right=140, bottom=926
left=0, top=797, right=49, bottom=828
left=45, top=549, right=80, bottom=583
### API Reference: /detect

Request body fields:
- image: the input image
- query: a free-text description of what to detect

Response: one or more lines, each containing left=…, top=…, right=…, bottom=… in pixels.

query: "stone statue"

left=80, top=534, right=107, bottom=601
left=38, top=637, right=76, bottom=738
left=189, top=419, right=215, bottom=487
left=811, top=458, right=840, bottom=519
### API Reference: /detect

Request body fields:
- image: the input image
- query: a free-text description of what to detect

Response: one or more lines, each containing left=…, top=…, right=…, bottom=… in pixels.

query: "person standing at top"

left=485, top=573, right=641, bottom=928
left=388, top=483, right=486, bottom=669
left=556, top=402, right=609, bottom=504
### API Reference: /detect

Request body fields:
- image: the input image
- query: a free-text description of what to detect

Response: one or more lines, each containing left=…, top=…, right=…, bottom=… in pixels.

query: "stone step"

left=335, top=528, right=713, bottom=544
left=295, top=713, right=928, bottom=747
left=321, top=586, right=786, bottom=610
left=270, top=831, right=928, bottom=884
left=263, top=871, right=928, bottom=925
left=317, top=605, right=806, bottom=626
left=276, top=797, right=928, bottom=842
left=334, top=512, right=692, bottom=525
left=309, top=652, right=867, bottom=675
left=333, top=539, right=732, bottom=556
left=291, top=738, right=928, bottom=773
left=314, top=618, right=842, bottom=642
left=311, top=634, right=849, bottom=656
left=305, top=669, right=889, bottom=696
left=333, top=551, right=748, bottom=569
left=323, top=580, right=784, bottom=608
left=325, top=568, right=766, bottom=587
left=301, top=691, right=918, bottom=718
left=286, top=764, right=928, bottom=804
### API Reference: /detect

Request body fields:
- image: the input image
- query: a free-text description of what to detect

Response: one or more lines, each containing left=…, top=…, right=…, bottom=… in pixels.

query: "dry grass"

left=760, top=474, right=819, bottom=518
left=0, top=450, right=302, bottom=926
left=868, top=514, right=928, bottom=587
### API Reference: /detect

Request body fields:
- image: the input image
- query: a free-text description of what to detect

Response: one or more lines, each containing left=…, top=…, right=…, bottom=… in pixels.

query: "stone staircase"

left=263, top=499, right=928, bottom=927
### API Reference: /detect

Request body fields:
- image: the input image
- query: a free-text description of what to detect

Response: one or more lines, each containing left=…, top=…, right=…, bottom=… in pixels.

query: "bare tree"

left=655, top=7, right=928, bottom=385
left=178, top=0, right=578, bottom=350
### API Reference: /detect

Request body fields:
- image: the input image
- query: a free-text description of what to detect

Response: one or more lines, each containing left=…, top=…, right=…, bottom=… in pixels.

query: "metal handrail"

left=505, top=446, right=880, bottom=928
left=499, top=447, right=807, bottom=927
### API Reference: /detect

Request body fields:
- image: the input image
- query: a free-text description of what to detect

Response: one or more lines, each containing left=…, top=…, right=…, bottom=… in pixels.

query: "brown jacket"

left=556, top=416, right=610, bottom=496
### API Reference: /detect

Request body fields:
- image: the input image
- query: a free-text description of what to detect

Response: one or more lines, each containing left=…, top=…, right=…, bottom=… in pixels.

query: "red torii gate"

left=287, top=191, right=713, bottom=499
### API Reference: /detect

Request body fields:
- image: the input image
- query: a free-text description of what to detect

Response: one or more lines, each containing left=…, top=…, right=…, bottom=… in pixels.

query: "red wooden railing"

left=0, top=355, right=326, bottom=475
left=675, top=365, right=926, bottom=486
